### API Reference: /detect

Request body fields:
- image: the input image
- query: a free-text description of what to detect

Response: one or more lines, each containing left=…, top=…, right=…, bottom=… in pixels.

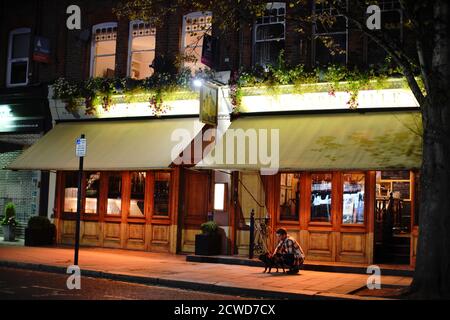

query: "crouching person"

left=273, top=228, right=305, bottom=274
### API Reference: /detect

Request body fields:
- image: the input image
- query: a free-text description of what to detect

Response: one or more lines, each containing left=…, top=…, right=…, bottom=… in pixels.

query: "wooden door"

left=180, top=169, right=211, bottom=253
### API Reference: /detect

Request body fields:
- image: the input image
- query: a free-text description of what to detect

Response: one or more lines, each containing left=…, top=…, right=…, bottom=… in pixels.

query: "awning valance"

left=197, top=111, right=422, bottom=171
left=8, top=118, right=204, bottom=171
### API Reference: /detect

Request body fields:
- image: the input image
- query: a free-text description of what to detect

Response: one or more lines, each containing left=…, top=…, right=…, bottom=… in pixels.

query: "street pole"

left=74, top=134, right=86, bottom=266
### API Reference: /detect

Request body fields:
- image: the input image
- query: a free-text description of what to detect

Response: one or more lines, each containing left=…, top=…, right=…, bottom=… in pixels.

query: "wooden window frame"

left=127, top=20, right=156, bottom=79
left=90, top=22, right=118, bottom=78
left=7, top=28, right=31, bottom=87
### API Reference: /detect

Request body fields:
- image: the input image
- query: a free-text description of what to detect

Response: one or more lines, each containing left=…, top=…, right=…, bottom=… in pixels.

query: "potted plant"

left=2, top=202, right=18, bottom=241
left=195, top=221, right=221, bottom=256
left=24, top=216, right=56, bottom=246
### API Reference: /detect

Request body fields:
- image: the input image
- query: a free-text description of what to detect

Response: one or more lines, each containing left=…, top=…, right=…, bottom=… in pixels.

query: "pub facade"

left=3, top=0, right=422, bottom=267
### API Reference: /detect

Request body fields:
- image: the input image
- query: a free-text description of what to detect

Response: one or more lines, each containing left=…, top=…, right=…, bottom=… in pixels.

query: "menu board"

left=381, top=171, right=410, bottom=180
left=392, top=182, right=411, bottom=200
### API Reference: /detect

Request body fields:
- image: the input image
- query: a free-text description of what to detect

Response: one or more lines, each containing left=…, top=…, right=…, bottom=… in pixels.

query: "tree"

left=116, top=0, right=450, bottom=298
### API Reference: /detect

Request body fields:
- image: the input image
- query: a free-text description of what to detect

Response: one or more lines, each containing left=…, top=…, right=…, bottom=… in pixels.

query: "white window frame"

left=90, top=22, right=118, bottom=78
left=181, top=11, right=213, bottom=69
left=312, top=0, right=349, bottom=65
left=6, top=28, right=31, bottom=87
left=252, top=2, right=286, bottom=67
left=127, top=20, right=157, bottom=79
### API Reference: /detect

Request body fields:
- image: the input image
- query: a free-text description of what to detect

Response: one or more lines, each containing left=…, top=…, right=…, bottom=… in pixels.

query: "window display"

left=154, top=172, right=170, bottom=216
left=107, top=173, right=122, bottom=215
left=63, top=172, right=78, bottom=213
left=342, top=173, right=365, bottom=224
left=311, top=173, right=332, bottom=222
left=85, top=172, right=100, bottom=214
left=130, top=172, right=146, bottom=217
left=279, top=173, right=300, bottom=221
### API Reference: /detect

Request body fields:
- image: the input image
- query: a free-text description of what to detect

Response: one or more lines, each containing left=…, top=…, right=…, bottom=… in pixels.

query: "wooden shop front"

left=9, top=117, right=205, bottom=254
left=198, top=110, right=422, bottom=266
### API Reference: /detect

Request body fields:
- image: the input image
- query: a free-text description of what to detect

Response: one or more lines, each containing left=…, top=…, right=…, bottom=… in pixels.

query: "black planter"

left=25, top=227, right=54, bottom=246
left=195, top=233, right=221, bottom=256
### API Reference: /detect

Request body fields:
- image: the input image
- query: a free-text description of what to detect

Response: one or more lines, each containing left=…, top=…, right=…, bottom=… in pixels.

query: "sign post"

left=74, top=134, right=86, bottom=265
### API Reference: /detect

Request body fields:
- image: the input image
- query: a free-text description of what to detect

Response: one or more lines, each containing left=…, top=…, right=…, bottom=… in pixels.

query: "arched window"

left=7, top=28, right=31, bottom=87
left=181, top=11, right=212, bottom=71
left=128, top=20, right=156, bottom=79
left=253, top=2, right=286, bottom=67
left=90, top=22, right=117, bottom=78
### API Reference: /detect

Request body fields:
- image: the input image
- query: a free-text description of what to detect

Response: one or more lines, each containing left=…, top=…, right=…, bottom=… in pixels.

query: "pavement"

left=0, top=244, right=413, bottom=300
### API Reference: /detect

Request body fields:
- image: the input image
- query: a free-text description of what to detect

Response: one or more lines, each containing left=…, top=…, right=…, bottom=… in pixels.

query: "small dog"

left=258, top=252, right=286, bottom=273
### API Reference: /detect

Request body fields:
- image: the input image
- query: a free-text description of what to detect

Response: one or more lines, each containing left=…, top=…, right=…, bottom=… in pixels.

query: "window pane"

left=254, top=40, right=285, bottom=67
left=311, top=173, right=332, bottom=222
left=214, top=183, right=225, bottom=211
left=130, top=172, right=146, bottom=217
left=95, top=39, right=116, bottom=56
left=85, top=172, right=100, bottom=214
left=154, top=172, right=170, bottom=216
left=280, top=173, right=300, bottom=221
left=314, top=34, right=347, bottom=65
left=93, top=55, right=115, bottom=78
left=132, top=34, right=155, bottom=52
left=64, top=172, right=78, bottom=213
left=107, top=173, right=122, bottom=215
left=10, top=61, right=28, bottom=84
left=130, top=51, right=155, bottom=79
left=12, top=33, right=30, bottom=59
left=256, top=23, right=285, bottom=41
left=342, top=173, right=365, bottom=224
left=183, top=13, right=212, bottom=71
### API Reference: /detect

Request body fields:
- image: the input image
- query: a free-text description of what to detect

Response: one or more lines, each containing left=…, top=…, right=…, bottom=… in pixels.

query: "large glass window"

left=91, top=23, right=117, bottom=78
left=342, top=173, right=365, bottom=224
left=128, top=21, right=156, bottom=79
left=253, top=2, right=286, bottom=67
left=7, top=28, right=30, bottom=87
left=130, top=172, right=146, bottom=217
left=311, top=173, right=332, bottom=222
left=312, top=1, right=348, bottom=66
left=85, top=172, right=101, bottom=214
left=279, top=173, right=300, bottom=221
left=107, top=173, right=122, bottom=215
left=182, top=11, right=212, bottom=71
left=153, top=172, right=170, bottom=216
left=63, top=172, right=78, bottom=213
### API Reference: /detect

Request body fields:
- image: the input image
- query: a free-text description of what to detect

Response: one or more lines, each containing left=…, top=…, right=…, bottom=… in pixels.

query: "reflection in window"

left=182, top=12, right=212, bottom=71
left=85, top=172, right=101, bottom=214
left=107, top=173, right=122, bottom=215
left=129, top=21, right=156, bottom=79
left=154, top=172, right=170, bottom=216
left=342, top=173, right=365, bottom=224
left=64, top=172, right=78, bottom=213
left=311, top=173, right=332, bottom=222
left=130, top=172, right=146, bottom=217
left=253, top=2, right=286, bottom=67
left=279, top=173, right=300, bottom=221
left=92, top=23, right=117, bottom=78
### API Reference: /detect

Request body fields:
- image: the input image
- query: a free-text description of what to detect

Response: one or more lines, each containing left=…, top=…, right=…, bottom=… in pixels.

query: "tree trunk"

left=410, top=0, right=450, bottom=299
left=410, top=97, right=450, bottom=298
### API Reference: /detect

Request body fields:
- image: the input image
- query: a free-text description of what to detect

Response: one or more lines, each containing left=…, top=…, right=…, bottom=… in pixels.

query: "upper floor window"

left=366, top=1, right=403, bottom=66
left=182, top=11, right=212, bottom=71
left=128, top=21, right=156, bottom=79
left=312, top=1, right=348, bottom=66
left=7, top=28, right=31, bottom=87
left=253, top=2, right=286, bottom=68
left=91, top=23, right=117, bottom=78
